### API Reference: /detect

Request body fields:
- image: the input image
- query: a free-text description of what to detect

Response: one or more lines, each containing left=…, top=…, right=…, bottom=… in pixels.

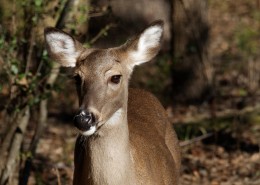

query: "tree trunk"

left=0, top=107, right=30, bottom=185
left=172, top=0, right=212, bottom=103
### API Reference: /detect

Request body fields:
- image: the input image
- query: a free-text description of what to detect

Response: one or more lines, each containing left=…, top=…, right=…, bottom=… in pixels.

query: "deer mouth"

left=81, top=125, right=97, bottom=136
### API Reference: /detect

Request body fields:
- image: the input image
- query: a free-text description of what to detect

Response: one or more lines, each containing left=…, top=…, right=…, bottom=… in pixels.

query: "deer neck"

left=85, top=106, right=136, bottom=185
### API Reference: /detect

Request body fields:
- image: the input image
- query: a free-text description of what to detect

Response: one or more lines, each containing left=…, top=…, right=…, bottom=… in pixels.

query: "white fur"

left=81, top=109, right=123, bottom=136
left=130, top=25, right=162, bottom=66
left=82, top=126, right=97, bottom=136
left=106, top=108, right=124, bottom=126
left=45, top=32, right=79, bottom=67
left=139, top=25, right=162, bottom=51
left=80, top=111, right=86, bottom=116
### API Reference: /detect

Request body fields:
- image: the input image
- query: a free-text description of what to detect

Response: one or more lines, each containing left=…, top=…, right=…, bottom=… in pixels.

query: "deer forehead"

left=76, top=49, right=124, bottom=77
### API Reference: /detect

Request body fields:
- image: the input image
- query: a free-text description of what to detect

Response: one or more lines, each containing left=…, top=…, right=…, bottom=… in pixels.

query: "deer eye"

left=110, top=75, right=122, bottom=84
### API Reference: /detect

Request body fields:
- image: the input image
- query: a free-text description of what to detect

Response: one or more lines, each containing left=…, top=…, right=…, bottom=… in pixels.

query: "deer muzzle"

left=73, top=110, right=96, bottom=132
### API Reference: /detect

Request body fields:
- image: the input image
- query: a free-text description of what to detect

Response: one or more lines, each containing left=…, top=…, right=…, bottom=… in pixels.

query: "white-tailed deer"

left=44, top=21, right=181, bottom=185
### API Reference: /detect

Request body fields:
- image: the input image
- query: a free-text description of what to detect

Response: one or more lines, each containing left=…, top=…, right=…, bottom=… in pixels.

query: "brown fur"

left=128, top=89, right=181, bottom=185
left=73, top=88, right=181, bottom=185
left=44, top=21, right=181, bottom=185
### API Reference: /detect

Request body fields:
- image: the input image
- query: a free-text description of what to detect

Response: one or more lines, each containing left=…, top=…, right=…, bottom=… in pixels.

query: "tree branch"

left=19, top=0, right=84, bottom=184
left=0, top=107, right=30, bottom=185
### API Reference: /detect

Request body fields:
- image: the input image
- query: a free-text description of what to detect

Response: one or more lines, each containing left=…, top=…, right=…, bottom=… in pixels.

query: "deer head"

left=44, top=21, right=163, bottom=137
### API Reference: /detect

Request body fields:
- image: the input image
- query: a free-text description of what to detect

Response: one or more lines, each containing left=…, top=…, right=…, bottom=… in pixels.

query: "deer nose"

left=73, top=110, right=96, bottom=131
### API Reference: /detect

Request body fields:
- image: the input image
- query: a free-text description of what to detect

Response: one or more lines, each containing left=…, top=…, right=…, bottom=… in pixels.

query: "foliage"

left=0, top=0, right=92, bottom=112
left=0, top=0, right=51, bottom=113
left=235, top=26, right=259, bottom=57
left=0, top=0, right=92, bottom=183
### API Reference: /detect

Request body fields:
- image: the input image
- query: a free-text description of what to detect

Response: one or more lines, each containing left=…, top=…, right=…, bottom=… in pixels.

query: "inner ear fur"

left=116, top=20, right=164, bottom=69
left=44, top=27, right=84, bottom=67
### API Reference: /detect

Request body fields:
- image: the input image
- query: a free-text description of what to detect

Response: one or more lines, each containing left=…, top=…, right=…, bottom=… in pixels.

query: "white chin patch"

left=81, top=126, right=96, bottom=136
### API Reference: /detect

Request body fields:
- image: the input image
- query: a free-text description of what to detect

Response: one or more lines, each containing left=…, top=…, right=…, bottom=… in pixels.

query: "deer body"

left=45, top=21, right=181, bottom=185
left=73, top=89, right=180, bottom=185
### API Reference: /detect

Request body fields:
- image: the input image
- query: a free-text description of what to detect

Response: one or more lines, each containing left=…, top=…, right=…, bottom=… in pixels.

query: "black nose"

left=73, top=110, right=96, bottom=131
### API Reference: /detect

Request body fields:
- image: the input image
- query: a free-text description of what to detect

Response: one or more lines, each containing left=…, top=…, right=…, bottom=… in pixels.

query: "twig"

left=18, top=101, right=49, bottom=185
left=89, top=23, right=116, bottom=45
left=46, top=63, right=61, bottom=85
left=29, top=0, right=72, bottom=155
left=11, top=0, right=17, bottom=35
left=0, top=112, right=19, bottom=175
left=25, top=30, right=35, bottom=74
left=19, top=0, right=79, bottom=184
left=35, top=57, right=43, bottom=77
left=27, top=61, right=60, bottom=154
left=56, top=0, right=76, bottom=29
left=180, top=133, right=213, bottom=147
left=54, top=168, right=61, bottom=185
left=88, top=11, right=109, bottom=18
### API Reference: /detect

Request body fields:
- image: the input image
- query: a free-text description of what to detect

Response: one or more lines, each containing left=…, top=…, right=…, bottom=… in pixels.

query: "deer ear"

left=120, top=20, right=163, bottom=70
left=44, top=27, right=83, bottom=67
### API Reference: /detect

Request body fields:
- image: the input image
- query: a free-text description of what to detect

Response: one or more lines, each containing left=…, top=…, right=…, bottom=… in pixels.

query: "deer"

left=44, top=20, right=181, bottom=185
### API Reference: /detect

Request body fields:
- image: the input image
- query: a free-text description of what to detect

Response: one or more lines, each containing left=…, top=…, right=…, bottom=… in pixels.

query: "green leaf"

left=32, top=16, right=38, bottom=23
left=239, top=89, right=247, bottom=96
left=0, top=36, right=4, bottom=49
left=35, top=0, right=42, bottom=7
left=11, top=64, right=18, bottom=75
left=83, top=43, right=91, bottom=48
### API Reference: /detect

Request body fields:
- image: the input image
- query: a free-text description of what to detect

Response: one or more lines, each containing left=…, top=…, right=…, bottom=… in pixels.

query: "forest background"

left=0, top=0, right=259, bottom=184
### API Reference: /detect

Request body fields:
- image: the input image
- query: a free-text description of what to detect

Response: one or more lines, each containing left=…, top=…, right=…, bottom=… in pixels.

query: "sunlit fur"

left=45, top=21, right=181, bottom=185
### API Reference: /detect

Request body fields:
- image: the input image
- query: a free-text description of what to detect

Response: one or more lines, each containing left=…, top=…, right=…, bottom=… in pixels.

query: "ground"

left=28, top=113, right=259, bottom=185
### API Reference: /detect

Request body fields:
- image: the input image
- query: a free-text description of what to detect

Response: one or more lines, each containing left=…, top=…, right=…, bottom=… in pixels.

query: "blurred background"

left=0, top=0, right=259, bottom=184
